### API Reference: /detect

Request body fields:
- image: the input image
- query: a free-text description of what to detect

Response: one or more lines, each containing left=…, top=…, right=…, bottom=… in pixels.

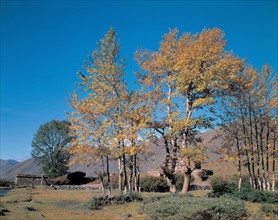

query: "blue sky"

left=1, top=0, right=277, bottom=161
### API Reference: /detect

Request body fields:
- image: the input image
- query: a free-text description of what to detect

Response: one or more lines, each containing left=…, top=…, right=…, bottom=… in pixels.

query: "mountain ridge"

left=1, top=129, right=229, bottom=181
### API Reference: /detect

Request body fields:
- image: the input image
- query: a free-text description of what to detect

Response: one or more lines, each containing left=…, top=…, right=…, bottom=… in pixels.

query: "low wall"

left=15, top=174, right=49, bottom=186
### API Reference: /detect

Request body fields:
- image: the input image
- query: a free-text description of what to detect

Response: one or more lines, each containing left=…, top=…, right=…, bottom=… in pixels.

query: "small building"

left=15, top=174, right=48, bottom=186
left=147, top=169, right=163, bottom=177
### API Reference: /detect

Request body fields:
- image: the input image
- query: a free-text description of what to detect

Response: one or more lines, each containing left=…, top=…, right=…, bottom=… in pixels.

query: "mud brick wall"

left=15, top=174, right=48, bottom=186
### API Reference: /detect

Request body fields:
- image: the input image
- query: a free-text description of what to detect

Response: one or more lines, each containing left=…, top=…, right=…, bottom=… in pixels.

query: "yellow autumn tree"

left=68, top=28, right=152, bottom=194
left=136, top=27, right=244, bottom=193
left=215, top=64, right=278, bottom=191
left=68, top=28, right=129, bottom=195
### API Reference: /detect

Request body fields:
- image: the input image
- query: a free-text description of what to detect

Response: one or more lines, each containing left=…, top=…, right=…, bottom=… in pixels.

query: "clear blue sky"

left=1, top=0, right=277, bottom=161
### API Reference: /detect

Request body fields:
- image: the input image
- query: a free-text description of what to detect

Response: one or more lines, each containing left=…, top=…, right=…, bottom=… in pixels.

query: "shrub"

left=140, top=176, right=169, bottom=192
left=140, top=194, right=248, bottom=220
left=88, top=193, right=143, bottom=210
left=260, top=203, right=278, bottom=216
left=234, top=189, right=278, bottom=204
left=209, top=177, right=237, bottom=197
left=209, top=177, right=278, bottom=203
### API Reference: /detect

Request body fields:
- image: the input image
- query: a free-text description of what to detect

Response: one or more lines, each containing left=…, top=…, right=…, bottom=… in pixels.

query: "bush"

left=260, top=203, right=278, bottom=216
left=209, top=177, right=278, bottom=203
left=88, top=193, right=143, bottom=210
left=140, top=194, right=248, bottom=220
left=0, top=178, right=15, bottom=187
left=209, top=177, right=237, bottom=197
left=140, top=176, right=169, bottom=192
left=234, top=189, right=278, bottom=203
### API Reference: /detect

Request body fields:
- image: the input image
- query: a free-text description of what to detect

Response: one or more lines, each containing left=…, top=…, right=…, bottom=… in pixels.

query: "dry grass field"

left=0, top=186, right=272, bottom=220
left=0, top=186, right=148, bottom=220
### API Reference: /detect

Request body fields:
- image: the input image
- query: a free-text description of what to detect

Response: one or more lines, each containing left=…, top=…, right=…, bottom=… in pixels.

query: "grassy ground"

left=0, top=186, right=269, bottom=220
left=0, top=186, right=147, bottom=219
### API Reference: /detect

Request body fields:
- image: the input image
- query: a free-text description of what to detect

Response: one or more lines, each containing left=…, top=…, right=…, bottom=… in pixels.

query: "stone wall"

left=147, top=169, right=163, bottom=177
left=15, top=174, right=48, bottom=186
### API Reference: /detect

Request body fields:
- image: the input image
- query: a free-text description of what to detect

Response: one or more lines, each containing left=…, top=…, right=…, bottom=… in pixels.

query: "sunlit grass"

left=1, top=186, right=271, bottom=220
left=0, top=186, right=147, bottom=219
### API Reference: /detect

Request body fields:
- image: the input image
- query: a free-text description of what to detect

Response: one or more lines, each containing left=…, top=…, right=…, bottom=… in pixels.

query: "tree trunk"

left=265, top=120, right=271, bottom=191
left=134, top=154, right=138, bottom=192
left=163, top=135, right=177, bottom=193
left=122, top=140, right=128, bottom=194
left=118, top=156, right=123, bottom=193
left=181, top=168, right=191, bottom=193
left=236, top=136, right=242, bottom=191
left=259, top=120, right=267, bottom=190
left=128, top=155, right=134, bottom=191
left=100, top=155, right=106, bottom=195
left=254, top=112, right=262, bottom=190
left=181, top=86, right=193, bottom=193
left=106, top=156, right=111, bottom=195
left=272, top=125, right=276, bottom=192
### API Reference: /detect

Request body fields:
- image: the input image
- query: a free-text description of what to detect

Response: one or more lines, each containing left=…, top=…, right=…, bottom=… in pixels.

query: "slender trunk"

left=272, top=124, right=276, bottom=192
left=166, top=82, right=177, bottom=193
left=100, top=155, right=106, bottom=195
left=248, top=106, right=256, bottom=189
left=120, top=139, right=128, bottom=194
left=123, top=153, right=128, bottom=194
left=266, top=120, right=270, bottom=191
left=128, top=155, right=134, bottom=192
left=181, top=86, right=193, bottom=194
left=241, top=109, right=254, bottom=188
left=106, top=156, right=111, bottom=195
left=118, top=156, right=123, bottom=193
left=137, top=166, right=141, bottom=193
left=254, top=111, right=262, bottom=190
left=134, top=154, right=138, bottom=192
left=236, top=136, right=242, bottom=191
left=163, top=135, right=176, bottom=193
left=259, top=120, right=267, bottom=190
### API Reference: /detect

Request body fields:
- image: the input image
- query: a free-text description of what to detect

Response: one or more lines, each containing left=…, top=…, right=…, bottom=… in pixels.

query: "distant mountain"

left=0, top=158, right=42, bottom=181
left=0, top=159, right=19, bottom=168
left=1, top=129, right=231, bottom=181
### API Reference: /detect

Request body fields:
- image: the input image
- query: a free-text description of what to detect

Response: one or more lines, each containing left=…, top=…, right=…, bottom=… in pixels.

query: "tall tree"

left=31, top=120, right=72, bottom=178
left=136, top=27, right=244, bottom=193
left=135, top=29, right=180, bottom=192
left=68, top=28, right=148, bottom=194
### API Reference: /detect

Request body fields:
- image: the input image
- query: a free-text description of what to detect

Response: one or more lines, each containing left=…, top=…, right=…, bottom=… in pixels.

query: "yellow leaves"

left=193, top=97, right=215, bottom=108
left=129, top=146, right=137, bottom=156
left=180, top=145, right=207, bottom=163
left=224, top=155, right=237, bottom=162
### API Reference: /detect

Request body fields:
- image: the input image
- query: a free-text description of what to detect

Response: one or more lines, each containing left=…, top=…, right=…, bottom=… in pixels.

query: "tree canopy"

left=31, top=120, right=72, bottom=178
left=68, top=27, right=277, bottom=193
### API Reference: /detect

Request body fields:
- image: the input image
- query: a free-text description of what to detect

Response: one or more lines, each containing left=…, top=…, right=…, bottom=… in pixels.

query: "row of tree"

left=216, top=64, right=277, bottom=191
left=31, top=27, right=277, bottom=194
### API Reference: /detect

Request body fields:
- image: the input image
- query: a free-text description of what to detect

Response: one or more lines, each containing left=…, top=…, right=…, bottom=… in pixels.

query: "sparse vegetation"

left=209, top=176, right=278, bottom=204
left=209, top=177, right=237, bottom=197
left=140, top=193, right=248, bottom=220
left=260, top=203, right=278, bottom=216
left=88, top=192, right=143, bottom=210
left=1, top=185, right=277, bottom=219
left=140, top=176, right=169, bottom=192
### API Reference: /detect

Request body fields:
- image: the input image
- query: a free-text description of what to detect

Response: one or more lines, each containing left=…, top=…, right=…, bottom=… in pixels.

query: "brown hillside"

left=1, top=129, right=236, bottom=181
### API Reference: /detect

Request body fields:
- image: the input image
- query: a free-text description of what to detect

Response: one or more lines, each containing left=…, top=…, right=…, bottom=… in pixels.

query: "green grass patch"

left=88, top=192, right=143, bottom=210
left=140, top=194, right=248, bottom=220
